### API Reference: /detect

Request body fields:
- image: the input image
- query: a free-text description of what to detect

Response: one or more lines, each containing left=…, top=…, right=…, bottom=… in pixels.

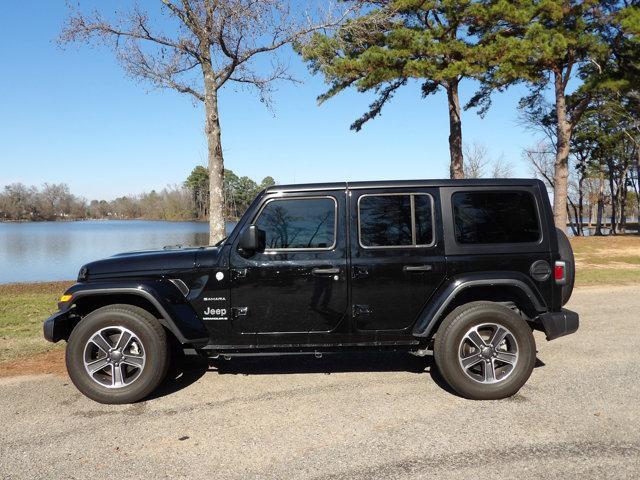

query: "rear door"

left=349, top=188, right=446, bottom=339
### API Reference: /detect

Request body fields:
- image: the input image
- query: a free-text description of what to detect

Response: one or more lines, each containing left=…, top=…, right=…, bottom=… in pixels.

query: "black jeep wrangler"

left=44, top=179, right=578, bottom=404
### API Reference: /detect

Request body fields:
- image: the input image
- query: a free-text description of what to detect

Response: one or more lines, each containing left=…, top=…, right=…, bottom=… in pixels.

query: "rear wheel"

left=434, top=302, right=536, bottom=400
left=66, top=304, right=169, bottom=404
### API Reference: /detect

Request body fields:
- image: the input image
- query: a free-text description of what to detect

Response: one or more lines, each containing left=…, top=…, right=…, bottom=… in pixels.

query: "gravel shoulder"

left=1, top=285, right=639, bottom=479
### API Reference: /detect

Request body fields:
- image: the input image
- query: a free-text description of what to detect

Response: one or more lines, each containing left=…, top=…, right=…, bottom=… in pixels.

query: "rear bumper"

left=537, top=308, right=579, bottom=341
left=43, top=310, right=74, bottom=343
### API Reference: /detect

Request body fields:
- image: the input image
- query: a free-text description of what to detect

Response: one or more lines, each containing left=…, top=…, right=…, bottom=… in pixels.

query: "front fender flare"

left=412, top=272, right=548, bottom=338
left=61, top=280, right=209, bottom=345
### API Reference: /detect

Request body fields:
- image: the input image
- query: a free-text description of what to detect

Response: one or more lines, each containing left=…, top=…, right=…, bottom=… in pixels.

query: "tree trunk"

left=577, top=165, right=585, bottom=236
left=567, top=202, right=578, bottom=236
left=595, top=159, right=605, bottom=236
left=635, top=149, right=640, bottom=233
left=619, top=168, right=628, bottom=233
left=607, top=159, right=617, bottom=235
left=552, top=71, right=571, bottom=230
left=203, top=73, right=226, bottom=244
left=446, top=80, right=464, bottom=180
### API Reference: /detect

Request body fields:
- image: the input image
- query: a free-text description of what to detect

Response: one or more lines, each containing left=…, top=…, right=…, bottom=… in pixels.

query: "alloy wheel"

left=82, top=326, right=146, bottom=388
left=458, top=323, right=519, bottom=384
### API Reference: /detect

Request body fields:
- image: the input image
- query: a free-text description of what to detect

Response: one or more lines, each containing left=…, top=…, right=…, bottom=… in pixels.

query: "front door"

left=229, top=190, right=349, bottom=345
left=349, top=188, right=446, bottom=339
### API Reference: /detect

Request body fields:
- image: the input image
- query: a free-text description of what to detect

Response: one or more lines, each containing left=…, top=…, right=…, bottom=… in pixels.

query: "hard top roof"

left=265, top=178, right=543, bottom=193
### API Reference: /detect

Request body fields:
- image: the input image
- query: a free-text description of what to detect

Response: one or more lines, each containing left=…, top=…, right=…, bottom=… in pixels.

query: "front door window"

left=255, top=197, right=336, bottom=250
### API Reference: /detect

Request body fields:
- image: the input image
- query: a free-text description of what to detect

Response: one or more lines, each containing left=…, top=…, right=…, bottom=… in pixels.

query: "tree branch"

left=160, top=0, right=202, bottom=36
left=351, top=78, right=407, bottom=131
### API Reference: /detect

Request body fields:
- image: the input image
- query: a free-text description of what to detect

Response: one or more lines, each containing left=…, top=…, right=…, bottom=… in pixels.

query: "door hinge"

left=231, top=268, right=247, bottom=280
left=352, top=304, right=372, bottom=317
left=232, top=307, right=248, bottom=318
left=352, top=266, right=369, bottom=279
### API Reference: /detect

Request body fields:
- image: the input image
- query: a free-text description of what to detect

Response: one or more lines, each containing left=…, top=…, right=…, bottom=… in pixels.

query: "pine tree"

left=298, top=0, right=490, bottom=179
left=471, top=0, right=614, bottom=229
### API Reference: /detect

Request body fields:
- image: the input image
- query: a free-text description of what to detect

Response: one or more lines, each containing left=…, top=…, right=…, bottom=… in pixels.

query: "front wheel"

left=434, top=302, right=536, bottom=400
left=66, top=304, right=169, bottom=404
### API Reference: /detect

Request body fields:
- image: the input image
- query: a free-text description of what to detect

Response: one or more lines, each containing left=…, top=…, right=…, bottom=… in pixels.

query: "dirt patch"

left=0, top=348, right=66, bottom=378
left=577, top=261, right=640, bottom=270
left=0, top=281, right=74, bottom=296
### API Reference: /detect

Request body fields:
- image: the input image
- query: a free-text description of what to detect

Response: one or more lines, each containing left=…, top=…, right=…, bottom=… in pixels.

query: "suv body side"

left=45, top=179, right=568, bottom=353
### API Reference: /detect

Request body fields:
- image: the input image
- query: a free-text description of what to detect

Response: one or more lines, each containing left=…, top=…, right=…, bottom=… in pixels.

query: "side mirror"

left=238, top=225, right=266, bottom=254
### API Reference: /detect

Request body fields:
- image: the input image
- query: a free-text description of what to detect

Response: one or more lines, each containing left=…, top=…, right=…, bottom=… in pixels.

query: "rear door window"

left=452, top=191, right=540, bottom=244
left=358, top=194, right=434, bottom=248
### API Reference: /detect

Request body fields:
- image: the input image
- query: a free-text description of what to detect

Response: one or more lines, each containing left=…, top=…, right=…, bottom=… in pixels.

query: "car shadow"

left=214, top=351, right=461, bottom=396
left=147, top=351, right=546, bottom=400
left=145, top=355, right=209, bottom=401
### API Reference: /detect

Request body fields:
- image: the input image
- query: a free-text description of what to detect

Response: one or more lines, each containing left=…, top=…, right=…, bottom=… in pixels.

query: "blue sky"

left=0, top=2, right=542, bottom=201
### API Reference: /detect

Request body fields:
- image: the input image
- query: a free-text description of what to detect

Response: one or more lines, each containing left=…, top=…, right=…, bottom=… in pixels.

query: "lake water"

left=0, top=220, right=235, bottom=284
left=1, top=219, right=631, bottom=284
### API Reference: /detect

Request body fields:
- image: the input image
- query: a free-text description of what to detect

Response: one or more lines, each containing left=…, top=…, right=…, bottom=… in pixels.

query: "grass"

left=571, top=235, right=640, bottom=286
left=1, top=235, right=639, bottom=368
left=0, top=282, right=73, bottom=364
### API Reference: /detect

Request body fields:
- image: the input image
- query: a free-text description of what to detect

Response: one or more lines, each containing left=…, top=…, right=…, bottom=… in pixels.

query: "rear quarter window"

left=452, top=191, right=540, bottom=244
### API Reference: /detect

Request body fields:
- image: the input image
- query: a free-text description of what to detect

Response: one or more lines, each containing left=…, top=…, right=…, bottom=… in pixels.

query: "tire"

left=434, top=302, right=536, bottom=400
left=66, top=304, right=170, bottom=404
left=556, top=228, right=575, bottom=305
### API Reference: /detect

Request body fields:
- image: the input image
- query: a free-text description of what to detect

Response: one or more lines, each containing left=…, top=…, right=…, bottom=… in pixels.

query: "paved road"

left=1, top=286, right=639, bottom=479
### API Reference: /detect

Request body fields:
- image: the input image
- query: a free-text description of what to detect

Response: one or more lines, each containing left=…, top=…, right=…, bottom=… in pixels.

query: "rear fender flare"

left=412, top=272, right=547, bottom=339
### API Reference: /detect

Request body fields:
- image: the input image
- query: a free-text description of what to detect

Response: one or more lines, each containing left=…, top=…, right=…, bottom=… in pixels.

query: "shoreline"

left=0, top=218, right=212, bottom=224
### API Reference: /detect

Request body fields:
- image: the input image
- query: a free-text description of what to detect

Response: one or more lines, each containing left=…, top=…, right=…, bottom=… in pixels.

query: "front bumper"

left=536, top=308, right=579, bottom=341
left=43, top=310, right=75, bottom=343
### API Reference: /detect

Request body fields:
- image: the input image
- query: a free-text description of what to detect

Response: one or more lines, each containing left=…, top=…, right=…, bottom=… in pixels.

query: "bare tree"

left=463, top=142, right=513, bottom=179
left=524, top=143, right=556, bottom=188
left=61, top=0, right=344, bottom=243
left=463, top=143, right=489, bottom=179
left=490, top=154, right=514, bottom=179
left=524, top=142, right=583, bottom=235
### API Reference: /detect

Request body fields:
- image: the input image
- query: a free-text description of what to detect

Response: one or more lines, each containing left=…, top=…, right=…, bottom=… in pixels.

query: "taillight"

left=554, top=261, right=566, bottom=285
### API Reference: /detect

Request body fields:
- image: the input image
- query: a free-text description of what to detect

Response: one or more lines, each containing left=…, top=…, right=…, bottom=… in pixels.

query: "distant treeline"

left=0, top=167, right=275, bottom=222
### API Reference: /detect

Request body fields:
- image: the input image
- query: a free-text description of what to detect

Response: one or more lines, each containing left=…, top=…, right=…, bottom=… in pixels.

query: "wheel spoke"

left=460, top=353, right=483, bottom=370
left=483, top=360, right=496, bottom=383
left=489, top=326, right=509, bottom=348
left=111, top=363, right=125, bottom=387
left=90, top=332, right=112, bottom=354
left=115, top=331, right=132, bottom=351
left=495, top=351, right=518, bottom=365
left=86, top=357, right=109, bottom=374
left=465, top=329, right=486, bottom=349
left=122, top=355, right=144, bottom=368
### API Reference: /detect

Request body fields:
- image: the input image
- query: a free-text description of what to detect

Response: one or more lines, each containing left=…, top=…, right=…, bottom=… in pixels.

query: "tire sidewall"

left=435, top=303, right=536, bottom=400
left=66, top=306, right=168, bottom=404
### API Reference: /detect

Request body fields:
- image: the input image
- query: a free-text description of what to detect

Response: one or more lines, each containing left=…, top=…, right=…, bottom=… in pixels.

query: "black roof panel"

left=265, top=178, right=542, bottom=193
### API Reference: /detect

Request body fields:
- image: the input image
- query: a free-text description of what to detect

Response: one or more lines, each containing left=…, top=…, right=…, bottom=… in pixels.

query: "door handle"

left=312, top=267, right=340, bottom=275
left=403, top=264, right=433, bottom=272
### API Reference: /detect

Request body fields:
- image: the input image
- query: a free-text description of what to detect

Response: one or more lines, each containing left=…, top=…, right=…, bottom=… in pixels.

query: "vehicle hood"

left=81, top=247, right=220, bottom=279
